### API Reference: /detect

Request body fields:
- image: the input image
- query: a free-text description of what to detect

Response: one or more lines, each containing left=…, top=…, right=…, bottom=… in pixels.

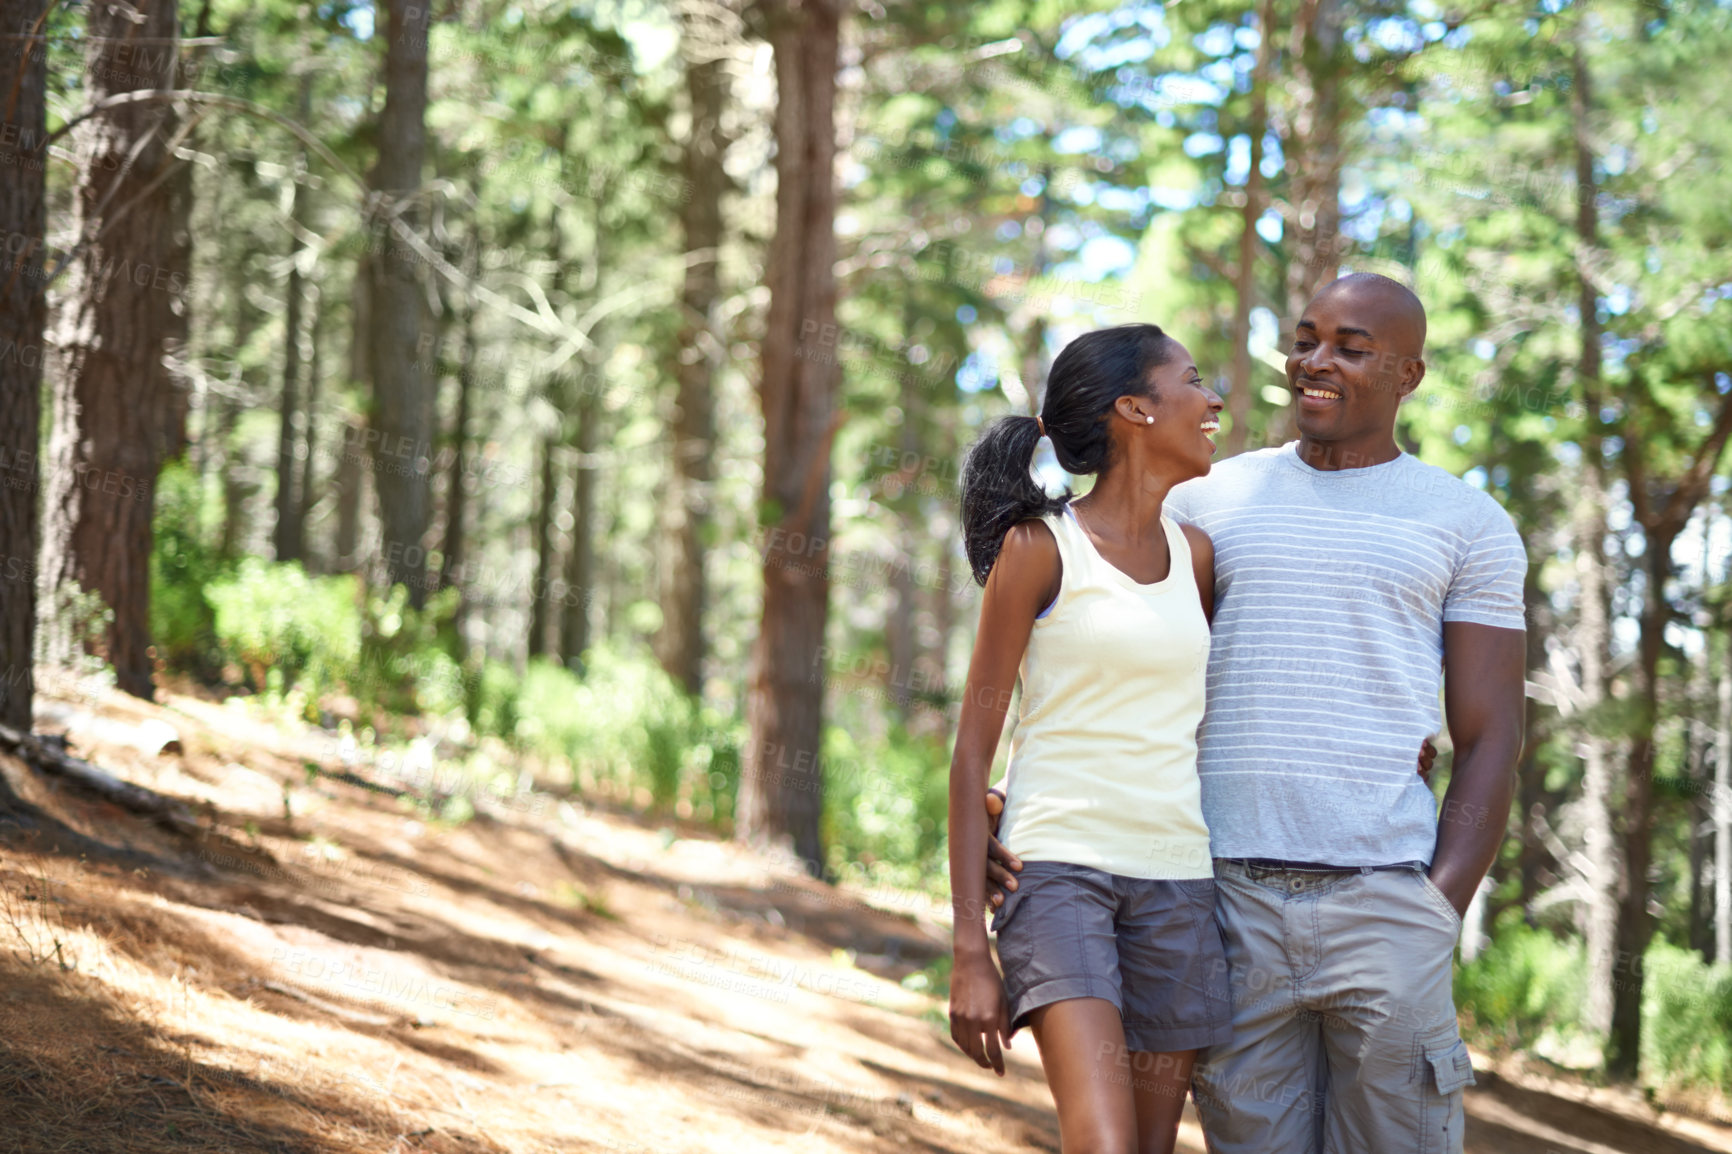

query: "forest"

left=1, top=0, right=1732, bottom=1149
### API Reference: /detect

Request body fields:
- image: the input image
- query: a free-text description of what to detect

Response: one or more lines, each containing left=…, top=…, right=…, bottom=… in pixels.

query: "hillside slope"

left=0, top=679, right=1726, bottom=1154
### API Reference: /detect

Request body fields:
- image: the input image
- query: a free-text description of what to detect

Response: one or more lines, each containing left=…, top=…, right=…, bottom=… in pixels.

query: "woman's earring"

left=1145, top=415, right=1154, bottom=424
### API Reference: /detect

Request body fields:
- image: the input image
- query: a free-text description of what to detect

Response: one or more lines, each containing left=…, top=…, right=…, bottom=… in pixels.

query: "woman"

left=947, top=323, right=1226, bottom=1154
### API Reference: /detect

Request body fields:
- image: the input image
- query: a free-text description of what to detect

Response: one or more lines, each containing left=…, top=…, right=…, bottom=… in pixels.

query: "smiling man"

left=987, top=272, right=1528, bottom=1152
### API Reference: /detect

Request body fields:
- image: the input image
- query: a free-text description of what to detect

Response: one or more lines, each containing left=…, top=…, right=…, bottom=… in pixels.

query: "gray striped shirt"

left=1166, top=443, right=1527, bottom=867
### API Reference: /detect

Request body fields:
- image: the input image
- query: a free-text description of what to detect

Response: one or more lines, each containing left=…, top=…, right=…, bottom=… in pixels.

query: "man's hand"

left=949, top=951, right=1013, bottom=1075
left=984, top=788, right=1022, bottom=910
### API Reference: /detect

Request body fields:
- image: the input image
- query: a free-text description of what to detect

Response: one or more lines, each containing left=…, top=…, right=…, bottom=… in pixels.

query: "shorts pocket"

left=1427, top=1038, right=1475, bottom=1095
left=1415, top=1027, right=1474, bottom=1154
left=1417, top=870, right=1464, bottom=930
left=989, top=878, right=1025, bottom=935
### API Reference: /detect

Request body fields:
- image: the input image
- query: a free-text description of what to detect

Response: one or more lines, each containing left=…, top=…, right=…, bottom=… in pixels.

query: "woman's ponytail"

left=957, top=323, right=1178, bottom=586
left=960, top=414, right=1068, bottom=585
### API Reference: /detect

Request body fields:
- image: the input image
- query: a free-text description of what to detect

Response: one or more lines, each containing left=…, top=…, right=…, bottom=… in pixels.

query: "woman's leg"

left=1028, top=997, right=1139, bottom=1154
left=1126, top=1048, right=1198, bottom=1154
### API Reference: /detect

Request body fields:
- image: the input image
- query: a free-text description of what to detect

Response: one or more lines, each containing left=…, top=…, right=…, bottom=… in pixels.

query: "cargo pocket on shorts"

left=1415, top=1027, right=1475, bottom=1154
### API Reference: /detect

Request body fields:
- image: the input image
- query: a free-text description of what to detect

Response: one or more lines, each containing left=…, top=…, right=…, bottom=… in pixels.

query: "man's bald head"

left=1311, top=272, right=1427, bottom=356
left=1286, top=272, right=1430, bottom=465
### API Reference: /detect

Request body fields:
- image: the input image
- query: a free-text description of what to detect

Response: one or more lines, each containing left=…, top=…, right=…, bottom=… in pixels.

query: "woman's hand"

left=1419, top=736, right=1438, bottom=784
left=949, top=951, right=1013, bottom=1075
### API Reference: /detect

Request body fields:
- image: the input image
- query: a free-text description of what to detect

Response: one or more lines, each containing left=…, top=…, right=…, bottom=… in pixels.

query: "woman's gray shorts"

left=991, top=861, right=1233, bottom=1052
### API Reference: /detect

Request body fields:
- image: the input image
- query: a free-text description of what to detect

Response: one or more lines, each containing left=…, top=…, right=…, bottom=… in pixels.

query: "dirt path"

left=0, top=681, right=1725, bottom=1153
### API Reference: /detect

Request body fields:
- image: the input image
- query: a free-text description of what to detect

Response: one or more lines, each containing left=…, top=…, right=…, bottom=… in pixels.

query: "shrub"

left=149, top=462, right=228, bottom=680
left=206, top=559, right=362, bottom=700
left=491, top=647, right=739, bottom=818
left=1454, top=921, right=1586, bottom=1052
left=1642, top=940, right=1732, bottom=1095
left=821, top=723, right=948, bottom=891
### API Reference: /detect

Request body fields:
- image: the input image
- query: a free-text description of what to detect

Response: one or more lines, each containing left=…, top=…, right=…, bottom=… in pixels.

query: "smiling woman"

left=949, top=323, right=1225, bottom=1154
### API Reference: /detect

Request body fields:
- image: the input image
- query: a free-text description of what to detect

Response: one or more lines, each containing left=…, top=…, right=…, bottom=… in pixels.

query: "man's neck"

left=1294, top=435, right=1402, bottom=472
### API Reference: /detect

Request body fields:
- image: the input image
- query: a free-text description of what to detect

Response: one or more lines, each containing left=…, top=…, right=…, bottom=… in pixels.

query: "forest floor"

left=1, top=679, right=1730, bottom=1154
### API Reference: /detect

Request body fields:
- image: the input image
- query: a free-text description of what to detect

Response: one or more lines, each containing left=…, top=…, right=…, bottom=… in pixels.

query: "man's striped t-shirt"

left=1164, top=442, right=1528, bottom=867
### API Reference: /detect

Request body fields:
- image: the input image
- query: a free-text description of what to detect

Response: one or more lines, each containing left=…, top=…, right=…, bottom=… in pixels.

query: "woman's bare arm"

left=948, top=520, right=1059, bottom=1073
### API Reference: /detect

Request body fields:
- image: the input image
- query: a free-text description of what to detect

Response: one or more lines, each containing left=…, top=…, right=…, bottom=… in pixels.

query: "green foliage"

left=1455, top=927, right=1732, bottom=1095
left=206, top=559, right=362, bottom=701
left=1641, top=942, right=1732, bottom=1096
left=1454, top=923, right=1587, bottom=1053
left=821, top=724, right=949, bottom=890
left=149, top=462, right=229, bottom=679
left=498, top=649, right=740, bottom=819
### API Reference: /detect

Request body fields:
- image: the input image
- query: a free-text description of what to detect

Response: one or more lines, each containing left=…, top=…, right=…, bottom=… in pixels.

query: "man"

left=986, top=273, right=1527, bottom=1152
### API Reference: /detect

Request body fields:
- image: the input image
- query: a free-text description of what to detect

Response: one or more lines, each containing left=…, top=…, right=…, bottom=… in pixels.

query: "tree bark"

left=560, top=388, right=597, bottom=667
left=1687, top=646, right=1713, bottom=959
left=0, top=0, right=48, bottom=737
left=41, top=0, right=181, bottom=700
left=334, top=255, right=370, bottom=572
left=299, top=284, right=323, bottom=572
left=1717, top=632, right=1732, bottom=966
left=1224, top=0, right=1274, bottom=458
left=737, top=0, right=842, bottom=873
left=1568, top=39, right=1622, bottom=1050
left=1515, top=568, right=1552, bottom=919
left=1265, top=0, right=1346, bottom=447
left=527, top=436, right=555, bottom=660
left=885, top=301, right=923, bottom=720
left=367, top=0, right=433, bottom=605
left=273, top=76, right=314, bottom=564
left=439, top=288, right=475, bottom=605
left=157, top=1, right=214, bottom=464
left=1608, top=530, right=1672, bottom=1077
left=218, top=265, right=254, bottom=560
left=657, top=12, right=730, bottom=696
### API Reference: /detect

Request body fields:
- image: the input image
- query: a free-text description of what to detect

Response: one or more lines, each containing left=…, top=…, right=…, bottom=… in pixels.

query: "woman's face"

left=1125, top=342, right=1224, bottom=480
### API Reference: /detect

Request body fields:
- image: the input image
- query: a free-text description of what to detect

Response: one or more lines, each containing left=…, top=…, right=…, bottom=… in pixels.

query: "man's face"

left=1284, top=286, right=1424, bottom=445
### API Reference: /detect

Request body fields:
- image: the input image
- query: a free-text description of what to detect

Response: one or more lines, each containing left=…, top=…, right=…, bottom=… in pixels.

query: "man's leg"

left=1313, top=866, right=1473, bottom=1154
left=1129, top=1047, right=1198, bottom=1154
left=1191, top=862, right=1326, bottom=1154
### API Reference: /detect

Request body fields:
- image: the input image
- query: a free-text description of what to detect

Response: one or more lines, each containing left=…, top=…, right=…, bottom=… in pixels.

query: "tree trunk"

left=737, top=0, right=842, bottom=874
left=657, top=13, right=730, bottom=696
left=1575, top=510, right=1619, bottom=1041
left=1018, top=160, right=1054, bottom=416
left=218, top=267, right=254, bottom=560
left=1266, top=0, right=1346, bottom=447
left=885, top=304, right=923, bottom=720
left=158, top=1, right=209, bottom=462
left=41, top=0, right=181, bottom=700
left=1608, top=532, right=1673, bottom=1077
left=1717, top=635, right=1732, bottom=966
left=1568, top=38, right=1621, bottom=1051
left=439, top=289, right=475, bottom=614
left=367, top=0, right=433, bottom=605
left=299, top=285, right=323, bottom=572
left=560, top=389, right=597, bottom=667
left=334, top=255, right=370, bottom=573
left=1687, top=647, right=1712, bottom=959
left=273, top=77, right=314, bottom=564
left=527, top=436, right=556, bottom=660
left=1515, top=569, right=1552, bottom=918
left=0, top=0, right=48, bottom=737
left=1224, top=0, right=1274, bottom=458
